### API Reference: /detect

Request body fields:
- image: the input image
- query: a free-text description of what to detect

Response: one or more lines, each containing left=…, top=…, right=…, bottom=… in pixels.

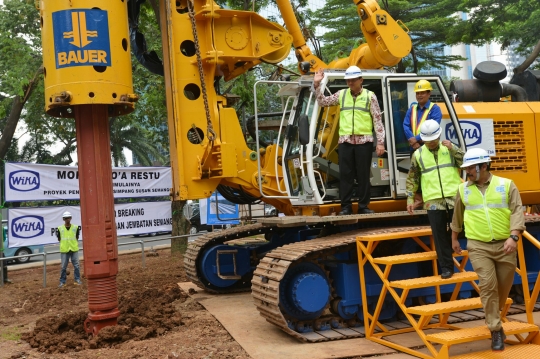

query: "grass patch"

left=1, top=327, right=22, bottom=341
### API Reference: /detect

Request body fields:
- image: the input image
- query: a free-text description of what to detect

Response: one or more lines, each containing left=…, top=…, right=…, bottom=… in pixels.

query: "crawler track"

left=184, top=223, right=275, bottom=293
left=251, top=225, right=427, bottom=342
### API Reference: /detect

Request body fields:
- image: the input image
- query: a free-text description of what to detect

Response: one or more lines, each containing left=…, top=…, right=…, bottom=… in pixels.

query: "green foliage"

left=451, top=0, right=540, bottom=69
left=308, top=0, right=361, bottom=63
left=309, top=0, right=467, bottom=73
left=110, top=116, right=166, bottom=167
left=125, top=2, right=170, bottom=164
left=0, top=0, right=41, bottom=97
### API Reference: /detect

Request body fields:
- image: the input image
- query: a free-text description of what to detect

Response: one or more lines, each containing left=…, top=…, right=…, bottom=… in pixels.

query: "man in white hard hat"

left=313, top=66, right=385, bottom=215
left=403, top=79, right=442, bottom=152
left=406, top=119, right=464, bottom=279
left=450, top=148, right=524, bottom=352
left=57, top=211, right=82, bottom=288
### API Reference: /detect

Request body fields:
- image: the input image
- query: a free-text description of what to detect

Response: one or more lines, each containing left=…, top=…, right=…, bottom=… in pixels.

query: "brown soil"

left=0, top=249, right=250, bottom=359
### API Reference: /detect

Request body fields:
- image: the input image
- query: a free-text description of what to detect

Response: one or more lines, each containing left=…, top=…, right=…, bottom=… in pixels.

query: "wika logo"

left=11, top=216, right=45, bottom=239
left=9, top=170, right=40, bottom=192
left=52, top=9, right=111, bottom=69
left=445, top=121, right=482, bottom=146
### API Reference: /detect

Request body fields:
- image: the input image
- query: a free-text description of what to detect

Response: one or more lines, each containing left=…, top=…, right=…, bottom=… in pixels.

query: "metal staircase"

left=356, top=228, right=540, bottom=359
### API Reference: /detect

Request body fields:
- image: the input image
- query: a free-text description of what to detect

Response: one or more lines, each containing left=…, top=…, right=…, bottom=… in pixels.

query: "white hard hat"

left=62, top=211, right=72, bottom=218
left=461, top=148, right=490, bottom=168
left=419, top=119, right=441, bottom=141
left=344, top=66, right=363, bottom=80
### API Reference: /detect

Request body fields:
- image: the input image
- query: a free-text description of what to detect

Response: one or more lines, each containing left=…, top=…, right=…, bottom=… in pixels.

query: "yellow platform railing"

left=356, top=228, right=540, bottom=359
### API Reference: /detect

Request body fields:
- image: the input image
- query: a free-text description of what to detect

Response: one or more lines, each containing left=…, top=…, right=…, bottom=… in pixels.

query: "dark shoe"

left=3, top=279, right=12, bottom=284
left=339, top=206, right=352, bottom=215
left=491, top=329, right=505, bottom=351
left=357, top=208, right=374, bottom=214
left=441, top=269, right=453, bottom=279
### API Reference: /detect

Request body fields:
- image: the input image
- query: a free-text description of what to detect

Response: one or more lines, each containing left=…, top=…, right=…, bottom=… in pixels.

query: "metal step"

left=373, top=250, right=468, bottom=265
left=390, top=271, right=479, bottom=290
left=450, top=343, right=540, bottom=358
left=407, top=297, right=513, bottom=316
left=426, top=321, right=538, bottom=345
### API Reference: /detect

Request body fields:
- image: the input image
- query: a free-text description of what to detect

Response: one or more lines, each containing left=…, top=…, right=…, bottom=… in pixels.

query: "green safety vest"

left=338, top=88, right=373, bottom=136
left=411, top=102, right=435, bottom=136
left=459, top=175, right=511, bottom=242
left=414, top=145, right=461, bottom=202
left=58, top=224, right=79, bottom=253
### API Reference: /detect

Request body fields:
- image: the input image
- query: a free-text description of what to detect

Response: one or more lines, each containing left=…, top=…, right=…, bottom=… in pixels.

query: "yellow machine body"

left=441, top=101, right=540, bottom=204
left=160, top=0, right=293, bottom=212
left=39, top=0, right=137, bottom=118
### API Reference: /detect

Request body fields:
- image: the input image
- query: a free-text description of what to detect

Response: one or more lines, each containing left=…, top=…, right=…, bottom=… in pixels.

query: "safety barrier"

left=0, top=233, right=200, bottom=288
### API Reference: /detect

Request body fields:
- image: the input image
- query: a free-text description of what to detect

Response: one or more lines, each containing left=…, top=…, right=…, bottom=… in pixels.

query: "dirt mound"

left=0, top=249, right=251, bottom=359
left=22, top=284, right=186, bottom=353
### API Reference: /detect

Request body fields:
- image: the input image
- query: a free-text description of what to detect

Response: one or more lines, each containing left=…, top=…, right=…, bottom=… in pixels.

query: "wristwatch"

left=509, top=234, right=519, bottom=242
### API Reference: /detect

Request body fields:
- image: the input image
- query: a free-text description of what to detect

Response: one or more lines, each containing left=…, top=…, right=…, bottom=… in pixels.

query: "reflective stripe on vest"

left=58, top=224, right=79, bottom=253
left=414, top=145, right=461, bottom=202
left=338, top=88, right=373, bottom=136
left=459, top=176, right=511, bottom=242
left=411, top=102, right=435, bottom=136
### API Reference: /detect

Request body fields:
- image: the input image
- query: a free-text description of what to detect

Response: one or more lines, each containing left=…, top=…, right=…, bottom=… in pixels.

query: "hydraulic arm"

left=275, top=0, right=412, bottom=72
left=160, top=0, right=294, bottom=213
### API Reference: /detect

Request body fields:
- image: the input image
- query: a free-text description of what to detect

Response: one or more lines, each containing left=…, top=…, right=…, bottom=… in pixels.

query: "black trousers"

left=427, top=209, right=454, bottom=272
left=338, top=142, right=372, bottom=209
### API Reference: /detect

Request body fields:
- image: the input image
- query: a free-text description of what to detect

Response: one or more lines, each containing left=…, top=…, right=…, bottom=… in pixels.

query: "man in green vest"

left=57, top=211, right=81, bottom=288
left=403, top=80, right=443, bottom=153
left=450, top=148, right=524, bottom=351
left=313, top=66, right=386, bottom=215
left=406, top=120, right=464, bottom=279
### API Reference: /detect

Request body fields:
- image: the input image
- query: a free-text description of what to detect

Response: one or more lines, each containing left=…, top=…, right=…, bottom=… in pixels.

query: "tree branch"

left=22, top=65, right=44, bottom=103
left=148, top=0, right=160, bottom=32
left=514, top=39, right=540, bottom=75
left=0, top=65, right=44, bottom=159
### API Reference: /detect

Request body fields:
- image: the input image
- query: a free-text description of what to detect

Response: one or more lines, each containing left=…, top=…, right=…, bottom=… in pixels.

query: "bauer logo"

left=11, top=216, right=45, bottom=239
left=52, top=9, right=111, bottom=69
left=445, top=121, right=482, bottom=147
left=9, top=170, right=40, bottom=192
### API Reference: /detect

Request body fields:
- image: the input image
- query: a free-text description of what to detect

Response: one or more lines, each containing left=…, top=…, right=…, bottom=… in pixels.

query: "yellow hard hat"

left=414, top=80, right=433, bottom=92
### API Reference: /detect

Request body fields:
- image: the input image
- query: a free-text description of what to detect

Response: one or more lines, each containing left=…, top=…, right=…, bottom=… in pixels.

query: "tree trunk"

left=171, top=200, right=190, bottom=254
left=411, top=46, right=418, bottom=74
left=514, top=39, right=540, bottom=75
left=0, top=65, right=43, bottom=159
left=396, top=59, right=405, bottom=73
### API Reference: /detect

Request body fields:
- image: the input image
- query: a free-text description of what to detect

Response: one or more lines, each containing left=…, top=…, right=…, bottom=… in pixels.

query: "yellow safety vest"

left=459, top=175, right=511, bottom=242
left=338, top=88, right=373, bottom=136
left=411, top=102, right=435, bottom=136
left=58, top=224, right=79, bottom=253
left=414, top=145, right=461, bottom=202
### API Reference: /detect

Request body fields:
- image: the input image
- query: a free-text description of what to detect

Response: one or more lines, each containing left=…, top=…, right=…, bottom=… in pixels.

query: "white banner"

left=7, top=201, right=172, bottom=247
left=5, top=162, right=172, bottom=202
